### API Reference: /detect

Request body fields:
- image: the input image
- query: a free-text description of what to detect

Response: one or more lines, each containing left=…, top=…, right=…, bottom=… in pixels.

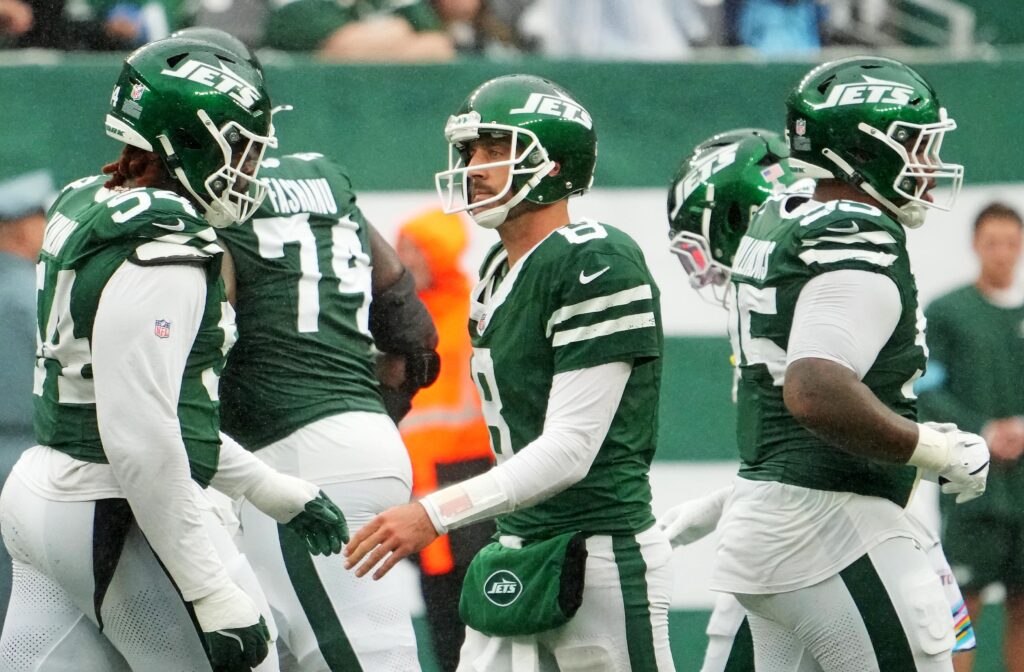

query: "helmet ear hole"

left=726, top=203, right=744, bottom=234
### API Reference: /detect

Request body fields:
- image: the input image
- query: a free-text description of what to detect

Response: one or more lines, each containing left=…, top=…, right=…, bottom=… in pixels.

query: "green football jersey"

left=218, top=153, right=384, bottom=450
left=470, top=220, right=663, bottom=538
left=34, top=175, right=231, bottom=486
left=729, top=194, right=925, bottom=506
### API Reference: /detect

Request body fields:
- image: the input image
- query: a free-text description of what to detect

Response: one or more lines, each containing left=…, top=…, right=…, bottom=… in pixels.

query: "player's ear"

left=549, top=162, right=561, bottom=177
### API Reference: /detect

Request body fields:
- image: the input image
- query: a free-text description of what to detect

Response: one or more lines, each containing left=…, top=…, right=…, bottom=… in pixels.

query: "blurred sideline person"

left=174, top=26, right=439, bottom=670
left=918, top=202, right=1024, bottom=672
left=0, top=171, right=53, bottom=629
left=262, top=0, right=453, bottom=61
left=0, top=37, right=347, bottom=672
left=347, top=74, right=673, bottom=671
left=658, top=128, right=975, bottom=671
left=395, top=208, right=494, bottom=672
left=710, top=56, right=987, bottom=671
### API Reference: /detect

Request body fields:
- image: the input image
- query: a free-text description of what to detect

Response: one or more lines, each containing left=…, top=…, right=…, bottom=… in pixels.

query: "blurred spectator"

left=519, top=0, right=708, bottom=60
left=433, top=0, right=530, bottom=56
left=6, top=0, right=179, bottom=48
left=918, top=202, right=1024, bottom=672
left=0, top=0, right=32, bottom=37
left=735, top=0, right=824, bottom=55
left=263, top=0, right=454, bottom=62
left=395, top=209, right=493, bottom=672
left=0, top=170, right=53, bottom=627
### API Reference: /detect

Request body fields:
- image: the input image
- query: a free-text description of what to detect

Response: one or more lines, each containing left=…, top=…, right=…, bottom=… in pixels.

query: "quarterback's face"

left=465, top=135, right=514, bottom=211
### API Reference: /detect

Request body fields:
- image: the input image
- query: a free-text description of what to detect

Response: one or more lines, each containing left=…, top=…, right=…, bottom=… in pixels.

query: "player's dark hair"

left=102, top=145, right=176, bottom=191
left=974, top=202, right=1023, bottom=233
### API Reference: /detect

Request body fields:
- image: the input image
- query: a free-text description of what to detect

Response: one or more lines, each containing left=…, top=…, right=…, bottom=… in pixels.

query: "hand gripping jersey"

left=470, top=220, right=663, bottom=538
left=218, top=154, right=385, bottom=450
left=34, top=175, right=232, bottom=486
left=728, top=193, right=926, bottom=506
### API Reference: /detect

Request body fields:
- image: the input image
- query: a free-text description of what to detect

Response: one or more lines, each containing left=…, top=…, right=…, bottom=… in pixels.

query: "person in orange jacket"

left=395, top=208, right=494, bottom=672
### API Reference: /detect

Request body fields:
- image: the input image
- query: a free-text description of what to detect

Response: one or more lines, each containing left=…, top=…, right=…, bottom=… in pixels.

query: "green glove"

left=204, top=615, right=270, bottom=672
left=284, top=491, right=349, bottom=556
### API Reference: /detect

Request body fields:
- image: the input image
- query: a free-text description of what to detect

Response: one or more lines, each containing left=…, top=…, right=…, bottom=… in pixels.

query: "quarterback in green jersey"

left=347, top=75, right=672, bottom=671
left=0, top=37, right=348, bottom=672
left=707, top=57, right=988, bottom=671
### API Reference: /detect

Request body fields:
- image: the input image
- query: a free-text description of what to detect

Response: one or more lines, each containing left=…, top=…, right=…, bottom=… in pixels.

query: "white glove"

left=656, top=486, right=730, bottom=549
left=911, top=422, right=990, bottom=504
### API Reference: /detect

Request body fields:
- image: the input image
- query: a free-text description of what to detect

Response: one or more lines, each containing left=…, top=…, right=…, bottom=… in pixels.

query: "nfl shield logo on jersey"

left=795, top=118, right=807, bottom=136
left=154, top=319, right=171, bottom=338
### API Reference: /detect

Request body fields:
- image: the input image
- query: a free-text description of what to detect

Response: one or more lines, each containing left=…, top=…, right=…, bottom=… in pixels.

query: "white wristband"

left=908, top=423, right=951, bottom=473
left=420, top=470, right=512, bottom=535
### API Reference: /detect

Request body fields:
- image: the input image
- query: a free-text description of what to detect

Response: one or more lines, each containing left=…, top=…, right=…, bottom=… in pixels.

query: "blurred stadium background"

left=1, top=0, right=1022, bottom=669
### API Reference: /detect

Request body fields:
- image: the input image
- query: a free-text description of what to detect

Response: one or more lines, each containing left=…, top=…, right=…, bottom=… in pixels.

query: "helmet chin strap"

left=157, top=133, right=235, bottom=229
left=470, top=160, right=556, bottom=230
left=820, top=148, right=924, bottom=228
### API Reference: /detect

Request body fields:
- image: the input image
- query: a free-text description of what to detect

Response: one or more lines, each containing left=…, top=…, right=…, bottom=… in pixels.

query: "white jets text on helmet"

left=810, top=75, right=915, bottom=111
left=160, top=59, right=262, bottom=109
left=509, top=92, right=592, bottom=129
left=670, top=142, right=740, bottom=221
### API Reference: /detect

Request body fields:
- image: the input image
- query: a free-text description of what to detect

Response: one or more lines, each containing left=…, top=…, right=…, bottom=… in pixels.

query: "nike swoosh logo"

left=152, top=219, right=186, bottom=232
left=579, top=267, right=610, bottom=284
left=825, top=223, right=859, bottom=234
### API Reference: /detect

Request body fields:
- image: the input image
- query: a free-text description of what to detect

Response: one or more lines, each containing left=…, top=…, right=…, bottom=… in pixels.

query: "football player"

left=659, top=128, right=976, bottom=671
left=174, top=27, right=440, bottom=671
left=0, top=37, right=347, bottom=672
left=707, top=56, right=986, bottom=671
left=346, top=74, right=673, bottom=671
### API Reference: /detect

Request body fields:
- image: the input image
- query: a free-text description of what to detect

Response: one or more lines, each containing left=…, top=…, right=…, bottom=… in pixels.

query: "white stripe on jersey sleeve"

left=552, top=312, right=657, bottom=348
left=797, top=248, right=897, bottom=267
left=800, top=230, right=897, bottom=247
left=545, top=284, right=652, bottom=337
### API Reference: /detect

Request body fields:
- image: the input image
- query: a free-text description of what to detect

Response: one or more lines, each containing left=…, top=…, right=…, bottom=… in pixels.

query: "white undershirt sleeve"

left=93, top=260, right=230, bottom=602
left=786, top=269, right=902, bottom=380
left=421, top=360, right=632, bottom=533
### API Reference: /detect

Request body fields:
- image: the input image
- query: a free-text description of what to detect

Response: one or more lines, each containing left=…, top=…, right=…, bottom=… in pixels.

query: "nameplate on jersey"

left=263, top=177, right=339, bottom=216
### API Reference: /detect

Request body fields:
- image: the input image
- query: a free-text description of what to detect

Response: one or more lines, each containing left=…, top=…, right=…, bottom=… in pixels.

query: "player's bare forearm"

left=344, top=502, right=438, bottom=580
left=784, top=357, right=919, bottom=463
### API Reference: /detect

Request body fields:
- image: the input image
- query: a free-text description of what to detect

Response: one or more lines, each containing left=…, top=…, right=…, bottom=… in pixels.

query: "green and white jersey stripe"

left=218, top=154, right=385, bottom=451
left=470, top=220, right=663, bottom=538
left=728, top=194, right=925, bottom=505
left=33, top=176, right=231, bottom=486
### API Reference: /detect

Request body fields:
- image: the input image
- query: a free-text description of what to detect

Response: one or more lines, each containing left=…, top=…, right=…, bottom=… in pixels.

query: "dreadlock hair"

left=102, top=145, right=176, bottom=190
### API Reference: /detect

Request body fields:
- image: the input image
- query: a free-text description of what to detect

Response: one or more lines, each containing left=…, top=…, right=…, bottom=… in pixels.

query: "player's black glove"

left=284, top=491, right=349, bottom=556
left=205, top=615, right=271, bottom=672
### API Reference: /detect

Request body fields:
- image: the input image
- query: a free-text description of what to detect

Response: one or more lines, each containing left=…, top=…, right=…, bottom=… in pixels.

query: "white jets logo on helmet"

left=810, top=75, right=915, bottom=110
left=669, top=143, right=739, bottom=221
left=510, top=92, right=592, bottom=129
left=160, top=59, right=262, bottom=110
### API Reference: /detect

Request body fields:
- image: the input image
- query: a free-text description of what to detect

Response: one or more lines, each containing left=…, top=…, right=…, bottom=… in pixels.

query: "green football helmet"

left=786, top=55, right=963, bottom=228
left=105, top=36, right=275, bottom=227
left=435, top=74, right=597, bottom=229
left=667, top=128, right=801, bottom=292
left=170, top=27, right=263, bottom=81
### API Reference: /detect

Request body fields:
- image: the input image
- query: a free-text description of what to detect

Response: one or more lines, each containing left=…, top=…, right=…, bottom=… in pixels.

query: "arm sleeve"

left=92, top=261, right=230, bottom=602
left=786, top=269, right=901, bottom=380
left=421, top=361, right=631, bottom=532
